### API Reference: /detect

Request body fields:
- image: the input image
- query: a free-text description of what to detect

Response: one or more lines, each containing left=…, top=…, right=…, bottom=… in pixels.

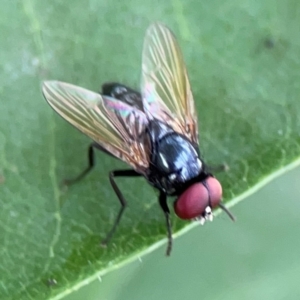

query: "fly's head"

left=173, top=176, right=222, bottom=224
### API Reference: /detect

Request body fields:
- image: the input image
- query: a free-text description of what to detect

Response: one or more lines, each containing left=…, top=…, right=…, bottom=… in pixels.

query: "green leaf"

left=0, top=0, right=299, bottom=299
left=63, top=165, right=300, bottom=300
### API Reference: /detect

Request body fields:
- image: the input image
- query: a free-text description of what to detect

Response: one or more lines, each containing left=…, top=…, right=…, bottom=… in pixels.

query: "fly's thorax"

left=146, top=119, right=174, bottom=141
left=146, top=119, right=202, bottom=194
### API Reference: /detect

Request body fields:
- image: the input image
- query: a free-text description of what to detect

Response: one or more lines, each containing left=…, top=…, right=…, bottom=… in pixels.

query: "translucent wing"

left=43, top=81, right=150, bottom=173
left=141, top=23, right=198, bottom=145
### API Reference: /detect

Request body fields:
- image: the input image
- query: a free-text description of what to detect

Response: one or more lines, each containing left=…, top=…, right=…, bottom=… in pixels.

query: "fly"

left=42, top=23, right=235, bottom=256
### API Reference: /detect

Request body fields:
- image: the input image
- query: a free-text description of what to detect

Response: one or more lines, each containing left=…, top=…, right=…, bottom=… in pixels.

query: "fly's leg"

left=64, top=142, right=96, bottom=185
left=63, top=143, right=143, bottom=246
left=158, top=192, right=173, bottom=256
left=101, top=169, right=142, bottom=247
left=64, top=142, right=116, bottom=186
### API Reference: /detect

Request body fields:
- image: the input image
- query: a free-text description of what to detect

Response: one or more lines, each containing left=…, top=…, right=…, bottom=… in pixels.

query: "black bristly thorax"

left=146, top=119, right=204, bottom=195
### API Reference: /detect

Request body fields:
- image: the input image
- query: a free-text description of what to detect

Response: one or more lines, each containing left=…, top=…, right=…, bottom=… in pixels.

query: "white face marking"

left=193, top=207, right=214, bottom=224
left=205, top=206, right=212, bottom=214
left=193, top=216, right=206, bottom=225
left=199, top=217, right=206, bottom=225
left=204, top=206, right=213, bottom=221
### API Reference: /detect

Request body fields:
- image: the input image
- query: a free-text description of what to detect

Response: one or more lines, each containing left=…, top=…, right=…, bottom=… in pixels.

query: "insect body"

left=43, top=23, right=234, bottom=256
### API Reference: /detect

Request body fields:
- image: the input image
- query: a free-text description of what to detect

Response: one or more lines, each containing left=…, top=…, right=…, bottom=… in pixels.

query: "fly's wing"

left=43, top=81, right=150, bottom=173
left=141, top=23, right=198, bottom=145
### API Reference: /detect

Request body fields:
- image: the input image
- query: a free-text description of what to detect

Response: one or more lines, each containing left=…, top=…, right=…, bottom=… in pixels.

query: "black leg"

left=64, top=142, right=118, bottom=186
left=64, top=142, right=97, bottom=186
left=101, top=169, right=142, bottom=247
left=158, top=192, right=173, bottom=256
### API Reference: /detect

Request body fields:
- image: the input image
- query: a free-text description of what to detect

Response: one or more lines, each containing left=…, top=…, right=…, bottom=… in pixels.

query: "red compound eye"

left=174, top=177, right=222, bottom=220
